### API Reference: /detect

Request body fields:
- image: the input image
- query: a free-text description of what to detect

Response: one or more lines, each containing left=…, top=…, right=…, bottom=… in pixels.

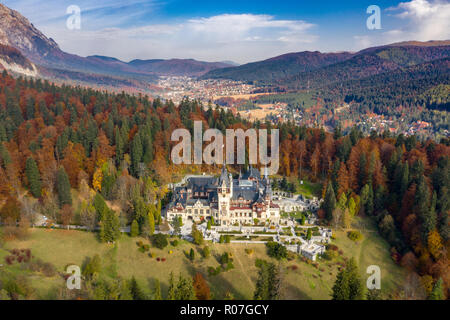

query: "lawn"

left=296, top=179, right=322, bottom=199
left=333, top=216, right=406, bottom=298
left=1, top=216, right=405, bottom=299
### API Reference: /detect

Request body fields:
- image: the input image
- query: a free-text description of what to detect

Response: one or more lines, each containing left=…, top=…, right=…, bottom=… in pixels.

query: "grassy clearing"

left=333, top=216, right=406, bottom=298
left=1, top=216, right=405, bottom=299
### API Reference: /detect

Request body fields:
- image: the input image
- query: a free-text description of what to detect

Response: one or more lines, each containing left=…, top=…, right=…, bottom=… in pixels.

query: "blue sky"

left=2, top=0, right=449, bottom=63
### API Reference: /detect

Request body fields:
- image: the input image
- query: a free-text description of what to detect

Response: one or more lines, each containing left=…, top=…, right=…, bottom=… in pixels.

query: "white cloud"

left=39, top=13, right=317, bottom=63
left=389, top=0, right=450, bottom=41
left=353, top=0, right=450, bottom=50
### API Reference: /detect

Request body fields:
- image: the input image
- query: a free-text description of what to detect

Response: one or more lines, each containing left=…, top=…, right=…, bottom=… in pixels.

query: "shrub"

left=136, top=241, right=143, bottom=248
left=266, top=242, right=288, bottom=260
left=245, top=248, right=254, bottom=255
left=202, top=246, right=210, bottom=258
left=327, top=244, right=339, bottom=251
left=171, top=239, right=179, bottom=247
left=151, top=234, right=168, bottom=249
left=208, top=266, right=222, bottom=276
left=347, top=230, right=363, bottom=242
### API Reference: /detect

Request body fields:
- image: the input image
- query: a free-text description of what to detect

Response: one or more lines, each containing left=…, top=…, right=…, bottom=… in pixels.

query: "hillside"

left=0, top=3, right=231, bottom=83
left=128, top=59, right=233, bottom=76
left=202, top=51, right=354, bottom=83
left=283, top=45, right=450, bottom=90
left=0, top=43, right=37, bottom=77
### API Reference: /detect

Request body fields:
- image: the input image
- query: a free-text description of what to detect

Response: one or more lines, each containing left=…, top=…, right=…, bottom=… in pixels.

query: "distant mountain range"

left=202, top=41, right=450, bottom=88
left=0, top=3, right=234, bottom=90
left=0, top=2, right=448, bottom=98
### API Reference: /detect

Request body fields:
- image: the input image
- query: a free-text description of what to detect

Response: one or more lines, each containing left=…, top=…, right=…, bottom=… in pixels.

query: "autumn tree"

left=60, top=204, right=73, bottom=229
left=193, top=273, right=211, bottom=300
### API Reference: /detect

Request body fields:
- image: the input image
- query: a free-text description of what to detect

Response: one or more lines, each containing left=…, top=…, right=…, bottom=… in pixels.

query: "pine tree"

left=189, top=248, right=195, bottom=261
left=323, top=181, right=336, bottom=221
left=148, top=212, right=155, bottom=235
left=93, top=193, right=109, bottom=222
left=129, top=276, right=146, bottom=300
left=306, top=228, right=312, bottom=240
left=131, top=134, right=143, bottom=176
left=56, top=167, right=72, bottom=207
left=99, top=210, right=121, bottom=243
left=168, top=272, right=176, bottom=300
left=191, top=223, right=204, bottom=245
left=25, top=157, right=41, bottom=198
left=152, top=279, right=162, bottom=300
left=130, top=219, right=139, bottom=237
left=332, top=257, right=364, bottom=300
left=175, top=274, right=196, bottom=300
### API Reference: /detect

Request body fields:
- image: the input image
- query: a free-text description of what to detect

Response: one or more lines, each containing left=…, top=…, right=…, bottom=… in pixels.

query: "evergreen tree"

left=168, top=272, right=176, bottom=300
left=25, top=157, right=41, bottom=198
left=332, top=257, right=364, bottom=300
left=130, top=219, right=139, bottom=237
left=175, top=274, right=196, bottom=300
left=148, top=212, right=155, bottom=235
left=191, top=223, right=204, bottom=245
left=99, top=210, right=121, bottom=243
left=131, top=134, right=143, bottom=176
left=323, top=181, right=336, bottom=221
left=129, top=276, right=146, bottom=300
left=56, top=167, right=72, bottom=207
left=189, top=248, right=195, bottom=261
left=93, top=193, right=109, bottom=222
left=423, top=192, right=438, bottom=243
left=254, top=262, right=281, bottom=300
left=153, top=279, right=162, bottom=300
left=416, top=176, right=431, bottom=241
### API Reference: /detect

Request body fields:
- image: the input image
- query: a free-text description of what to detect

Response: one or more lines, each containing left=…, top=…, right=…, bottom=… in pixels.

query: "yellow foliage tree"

left=92, top=167, right=103, bottom=192
left=428, top=230, right=444, bottom=260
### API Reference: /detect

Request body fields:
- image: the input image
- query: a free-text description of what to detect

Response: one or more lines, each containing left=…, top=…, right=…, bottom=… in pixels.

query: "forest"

left=0, top=70, right=448, bottom=299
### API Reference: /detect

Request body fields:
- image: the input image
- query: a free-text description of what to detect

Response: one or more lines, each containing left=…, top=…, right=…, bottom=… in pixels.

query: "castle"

left=166, top=166, right=280, bottom=226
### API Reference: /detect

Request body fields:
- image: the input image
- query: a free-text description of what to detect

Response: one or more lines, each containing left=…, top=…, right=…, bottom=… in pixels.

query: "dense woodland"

left=0, top=70, right=448, bottom=299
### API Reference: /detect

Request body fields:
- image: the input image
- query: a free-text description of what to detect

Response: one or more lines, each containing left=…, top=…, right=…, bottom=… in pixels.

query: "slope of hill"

left=0, top=4, right=231, bottom=81
left=282, top=45, right=450, bottom=90
left=128, top=58, right=233, bottom=76
left=202, top=51, right=354, bottom=83
left=0, top=43, right=37, bottom=76
left=323, top=57, right=450, bottom=112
